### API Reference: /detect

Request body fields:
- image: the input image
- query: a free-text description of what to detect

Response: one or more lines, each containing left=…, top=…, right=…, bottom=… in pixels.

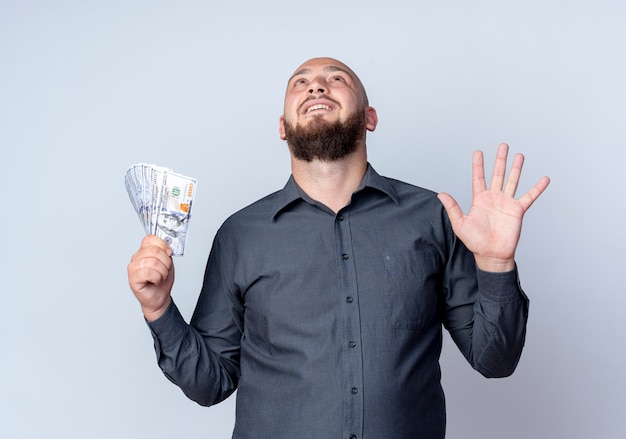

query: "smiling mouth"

left=306, top=104, right=332, bottom=113
left=300, top=97, right=339, bottom=115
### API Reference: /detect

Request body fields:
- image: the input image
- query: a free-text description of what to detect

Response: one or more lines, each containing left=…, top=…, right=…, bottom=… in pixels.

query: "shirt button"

left=346, top=297, right=353, bottom=303
left=348, top=340, right=356, bottom=348
left=351, top=387, right=358, bottom=394
left=337, top=215, right=344, bottom=221
left=350, top=436, right=357, bottom=439
left=341, top=253, right=349, bottom=260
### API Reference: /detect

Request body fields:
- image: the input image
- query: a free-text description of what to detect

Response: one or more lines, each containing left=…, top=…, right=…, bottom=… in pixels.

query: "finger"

left=129, top=242, right=173, bottom=286
left=140, top=234, right=173, bottom=256
left=128, top=255, right=171, bottom=290
left=504, top=153, right=524, bottom=198
left=489, top=143, right=509, bottom=191
left=437, top=192, right=464, bottom=224
left=132, top=244, right=173, bottom=271
left=472, top=150, right=487, bottom=195
left=134, top=266, right=167, bottom=290
left=141, top=256, right=170, bottom=285
left=518, top=176, right=551, bottom=212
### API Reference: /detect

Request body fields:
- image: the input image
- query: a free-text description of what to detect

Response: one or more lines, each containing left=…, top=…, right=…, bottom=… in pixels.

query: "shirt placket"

left=335, top=208, right=364, bottom=439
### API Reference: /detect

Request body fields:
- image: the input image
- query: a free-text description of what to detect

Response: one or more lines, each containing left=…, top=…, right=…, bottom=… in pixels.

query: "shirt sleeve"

left=441, top=231, right=530, bottom=378
left=146, top=233, right=243, bottom=406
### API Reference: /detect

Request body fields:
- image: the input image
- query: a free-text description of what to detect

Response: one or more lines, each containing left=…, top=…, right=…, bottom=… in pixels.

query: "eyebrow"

left=288, top=66, right=355, bottom=84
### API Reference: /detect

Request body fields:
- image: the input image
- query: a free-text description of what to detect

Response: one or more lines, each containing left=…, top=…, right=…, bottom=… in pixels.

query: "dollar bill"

left=125, top=164, right=197, bottom=256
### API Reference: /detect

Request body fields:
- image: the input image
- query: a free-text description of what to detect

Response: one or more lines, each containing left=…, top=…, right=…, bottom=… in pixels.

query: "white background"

left=1, top=1, right=624, bottom=438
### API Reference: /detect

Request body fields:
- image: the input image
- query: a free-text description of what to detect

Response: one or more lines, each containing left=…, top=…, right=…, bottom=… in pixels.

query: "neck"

left=291, top=148, right=367, bottom=213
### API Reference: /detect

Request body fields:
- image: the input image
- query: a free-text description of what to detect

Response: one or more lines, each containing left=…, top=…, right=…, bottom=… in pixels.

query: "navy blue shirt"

left=148, top=164, right=529, bottom=439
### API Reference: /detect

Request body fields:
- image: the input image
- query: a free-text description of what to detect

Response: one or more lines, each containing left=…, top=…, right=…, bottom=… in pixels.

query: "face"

left=279, top=58, right=377, bottom=161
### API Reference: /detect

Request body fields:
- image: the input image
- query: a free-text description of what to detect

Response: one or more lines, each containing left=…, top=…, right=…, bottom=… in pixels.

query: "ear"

left=279, top=115, right=287, bottom=140
left=365, top=107, right=378, bottom=132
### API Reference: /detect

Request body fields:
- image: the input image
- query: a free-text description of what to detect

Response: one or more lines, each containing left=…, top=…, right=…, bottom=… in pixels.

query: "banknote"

left=125, top=164, right=197, bottom=256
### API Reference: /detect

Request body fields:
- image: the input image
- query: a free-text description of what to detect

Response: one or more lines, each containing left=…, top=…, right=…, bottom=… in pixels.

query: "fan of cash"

left=125, top=163, right=197, bottom=256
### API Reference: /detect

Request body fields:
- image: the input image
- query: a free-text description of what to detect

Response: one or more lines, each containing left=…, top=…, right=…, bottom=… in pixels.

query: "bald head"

left=286, top=57, right=369, bottom=106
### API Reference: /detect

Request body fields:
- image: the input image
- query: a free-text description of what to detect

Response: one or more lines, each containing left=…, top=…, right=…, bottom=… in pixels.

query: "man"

left=128, top=57, right=550, bottom=439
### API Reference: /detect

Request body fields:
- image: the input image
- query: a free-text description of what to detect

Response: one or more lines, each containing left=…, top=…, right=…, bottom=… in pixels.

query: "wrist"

left=474, top=256, right=515, bottom=273
left=142, top=297, right=172, bottom=322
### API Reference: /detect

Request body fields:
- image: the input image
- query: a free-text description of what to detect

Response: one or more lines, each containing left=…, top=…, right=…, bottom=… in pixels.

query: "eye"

left=329, top=75, right=346, bottom=83
left=293, top=78, right=308, bottom=87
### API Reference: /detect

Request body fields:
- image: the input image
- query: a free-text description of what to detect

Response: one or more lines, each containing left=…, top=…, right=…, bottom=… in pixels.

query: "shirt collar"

left=271, top=163, right=399, bottom=220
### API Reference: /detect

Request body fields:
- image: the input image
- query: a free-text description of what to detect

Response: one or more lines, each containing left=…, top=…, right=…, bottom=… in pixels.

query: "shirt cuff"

left=146, top=300, right=189, bottom=352
left=476, top=265, right=527, bottom=302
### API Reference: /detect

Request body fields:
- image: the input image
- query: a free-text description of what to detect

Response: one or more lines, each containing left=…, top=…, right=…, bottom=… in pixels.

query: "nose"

left=308, top=77, right=326, bottom=94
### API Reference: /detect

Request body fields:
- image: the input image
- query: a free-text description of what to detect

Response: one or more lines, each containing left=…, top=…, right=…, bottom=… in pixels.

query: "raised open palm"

left=437, top=143, right=550, bottom=272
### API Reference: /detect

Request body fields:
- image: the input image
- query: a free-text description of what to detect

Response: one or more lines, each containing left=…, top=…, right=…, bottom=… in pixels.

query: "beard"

left=282, top=110, right=366, bottom=162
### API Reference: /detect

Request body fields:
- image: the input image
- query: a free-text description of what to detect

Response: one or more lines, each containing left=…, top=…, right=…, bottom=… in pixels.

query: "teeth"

left=307, top=104, right=331, bottom=113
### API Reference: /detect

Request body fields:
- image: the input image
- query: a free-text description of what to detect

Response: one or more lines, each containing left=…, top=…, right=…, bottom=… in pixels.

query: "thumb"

left=437, top=192, right=464, bottom=224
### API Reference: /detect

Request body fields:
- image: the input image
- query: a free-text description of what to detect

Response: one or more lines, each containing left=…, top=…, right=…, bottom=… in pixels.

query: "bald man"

left=128, top=57, right=549, bottom=439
